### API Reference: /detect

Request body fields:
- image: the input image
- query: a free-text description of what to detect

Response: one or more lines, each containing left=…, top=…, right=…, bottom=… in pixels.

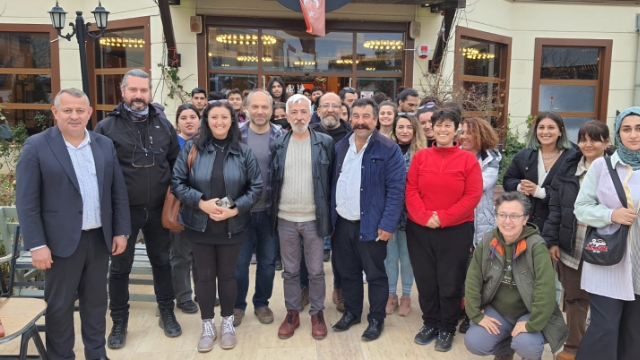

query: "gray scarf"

left=123, top=103, right=149, bottom=122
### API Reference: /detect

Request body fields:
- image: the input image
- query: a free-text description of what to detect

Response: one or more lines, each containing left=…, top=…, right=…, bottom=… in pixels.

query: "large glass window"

left=0, top=32, right=53, bottom=133
left=205, top=24, right=408, bottom=96
left=261, top=30, right=353, bottom=73
left=532, top=41, right=611, bottom=143
left=93, top=27, right=146, bottom=121
left=456, top=34, right=508, bottom=128
left=356, top=33, right=404, bottom=74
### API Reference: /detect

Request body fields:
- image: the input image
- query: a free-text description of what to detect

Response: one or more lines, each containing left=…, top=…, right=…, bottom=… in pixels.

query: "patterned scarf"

left=123, top=102, right=149, bottom=122
left=615, top=106, right=640, bottom=171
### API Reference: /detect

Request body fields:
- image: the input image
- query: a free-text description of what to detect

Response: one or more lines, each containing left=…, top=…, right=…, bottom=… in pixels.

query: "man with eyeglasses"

left=339, top=87, right=358, bottom=109
left=308, top=92, right=352, bottom=312
left=94, top=69, right=182, bottom=349
left=235, top=90, right=286, bottom=327
left=397, top=88, right=420, bottom=114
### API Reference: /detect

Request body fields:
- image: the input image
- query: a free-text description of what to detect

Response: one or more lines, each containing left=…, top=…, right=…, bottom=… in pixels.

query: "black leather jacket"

left=270, top=129, right=334, bottom=237
left=171, top=140, right=263, bottom=236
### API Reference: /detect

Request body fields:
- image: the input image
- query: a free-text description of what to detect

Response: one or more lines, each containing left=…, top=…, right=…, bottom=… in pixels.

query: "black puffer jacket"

left=541, top=151, right=582, bottom=253
left=171, top=140, right=263, bottom=236
left=95, top=102, right=180, bottom=209
left=503, top=147, right=576, bottom=232
left=270, top=129, right=334, bottom=237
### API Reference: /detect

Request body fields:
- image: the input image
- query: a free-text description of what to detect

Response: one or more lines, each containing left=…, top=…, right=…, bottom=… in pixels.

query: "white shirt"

left=65, top=129, right=101, bottom=230
left=335, top=134, right=371, bottom=221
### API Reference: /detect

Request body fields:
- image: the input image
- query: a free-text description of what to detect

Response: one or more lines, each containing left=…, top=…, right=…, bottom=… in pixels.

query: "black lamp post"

left=49, top=1, right=109, bottom=129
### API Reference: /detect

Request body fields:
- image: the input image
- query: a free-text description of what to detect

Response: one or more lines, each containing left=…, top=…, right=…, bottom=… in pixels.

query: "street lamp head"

left=48, top=1, right=67, bottom=31
left=92, top=1, right=109, bottom=31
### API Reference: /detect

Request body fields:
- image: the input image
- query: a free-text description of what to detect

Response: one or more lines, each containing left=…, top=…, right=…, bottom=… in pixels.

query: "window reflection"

left=209, top=28, right=262, bottom=70
left=0, top=33, right=51, bottom=69
left=541, top=47, right=599, bottom=80
left=209, top=73, right=258, bottom=93
left=95, top=29, right=145, bottom=69
left=460, top=37, right=501, bottom=78
left=262, top=30, right=353, bottom=73
left=356, top=33, right=404, bottom=73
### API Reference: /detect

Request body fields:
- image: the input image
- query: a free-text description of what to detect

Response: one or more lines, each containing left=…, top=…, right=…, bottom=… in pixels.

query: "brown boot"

left=494, top=350, right=515, bottom=360
left=334, top=288, right=345, bottom=312
left=385, top=294, right=398, bottom=314
left=398, top=296, right=411, bottom=316
left=277, top=310, right=300, bottom=339
left=311, top=311, right=327, bottom=340
left=556, top=351, right=576, bottom=360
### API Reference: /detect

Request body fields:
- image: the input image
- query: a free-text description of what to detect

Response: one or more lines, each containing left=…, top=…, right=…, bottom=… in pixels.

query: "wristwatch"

left=118, top=235, right=130, bottom=240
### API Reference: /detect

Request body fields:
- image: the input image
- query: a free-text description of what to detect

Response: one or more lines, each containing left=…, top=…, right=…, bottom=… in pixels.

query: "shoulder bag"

left=583, top=156, right=631, bottom=266
left=162, top=145, right=197, bottom=231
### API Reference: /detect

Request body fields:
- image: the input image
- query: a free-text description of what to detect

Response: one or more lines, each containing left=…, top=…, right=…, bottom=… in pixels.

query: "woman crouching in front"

left=171, top=101, right=263, bottom=352
left=464, top=192, right=568, bottom=360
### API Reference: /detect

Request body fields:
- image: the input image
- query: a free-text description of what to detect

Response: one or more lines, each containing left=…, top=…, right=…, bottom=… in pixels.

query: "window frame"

left=453, top=26, right=512, bottom=137
left=87, top=17, right=151, bottom=126
left=531, top=38, right=612, bottom=123
left=0, top=24, right=60, bottom=125
left=196, top=16, right=414, bottom=92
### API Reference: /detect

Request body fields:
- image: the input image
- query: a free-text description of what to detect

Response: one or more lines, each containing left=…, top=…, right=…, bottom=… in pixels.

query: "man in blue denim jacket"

left=330, top=98, right=406, bottom=341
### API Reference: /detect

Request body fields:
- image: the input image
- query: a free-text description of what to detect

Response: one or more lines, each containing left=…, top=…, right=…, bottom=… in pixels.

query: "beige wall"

left=413, top=0, right=640, bottom=134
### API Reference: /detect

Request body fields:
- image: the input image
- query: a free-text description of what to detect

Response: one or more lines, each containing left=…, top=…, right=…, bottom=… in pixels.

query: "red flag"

left=300, top=0, right=325, bottom=37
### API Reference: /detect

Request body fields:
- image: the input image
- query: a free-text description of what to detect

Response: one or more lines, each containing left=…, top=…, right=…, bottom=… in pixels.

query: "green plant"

left=158, top=63, right=192, bottom=106
left=497, top=114, right=525, bottom=185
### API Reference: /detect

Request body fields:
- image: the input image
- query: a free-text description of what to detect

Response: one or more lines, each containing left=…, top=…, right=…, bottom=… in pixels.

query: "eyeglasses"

left=320, top=103, right=341, bottom=109
left=208, top=99, right=228, bottom=105
left=398, top=112, right=415, bottom=117
left=496, top=213, right=526, bottom=222
left=131, top=128, right=164, bottom=168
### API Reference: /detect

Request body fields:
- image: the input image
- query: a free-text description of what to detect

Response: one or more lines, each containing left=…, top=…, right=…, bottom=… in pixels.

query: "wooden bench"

left=0, top=207, right=156, bottom=302
left=0, top=297, right=47, bottom=359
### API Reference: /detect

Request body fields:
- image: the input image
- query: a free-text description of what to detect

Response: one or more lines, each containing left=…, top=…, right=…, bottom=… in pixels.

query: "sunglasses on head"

left=208, top=99, right=228, bottom=105
left=343, top=87, right=356, bottom=91
left=398, top=112, right=415, bottom=117
left=418, top=102, right=436, bottom=110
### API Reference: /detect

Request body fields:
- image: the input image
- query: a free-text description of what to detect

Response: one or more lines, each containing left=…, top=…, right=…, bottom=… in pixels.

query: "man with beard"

left=190, top=87, right=207, bottom=116
left=397, top=88, right=420, bottom=114
left=331, top=98, right=405, bottom=342
left=234, top=90, right=286, bottom=326
left=94, top=69, right=182, bottom=349
left=307, top=92, right=351, bottom=312
left=268, top=77, right=288, bottom=103
left=271, top=94, right=334, bottom=340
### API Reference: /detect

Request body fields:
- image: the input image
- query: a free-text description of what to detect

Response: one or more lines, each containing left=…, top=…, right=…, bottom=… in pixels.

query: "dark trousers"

left=109, top=207, right=175, bottom=319
left=45, top=228, right=110, bottom=360
left=333, top=216, right=388, bottom=322
left=300, top=236, right=341, bottom=289
left=170, top=230, right=198, bottom=303
left=234, top=210, right=277, bottom=310
left=576, top=293, right=640, bottom=360
left=557, top=260, right=589, bottom=354
left=406, top=220, right=474, bottom=333
left=191, top=240, right=243, bottom=319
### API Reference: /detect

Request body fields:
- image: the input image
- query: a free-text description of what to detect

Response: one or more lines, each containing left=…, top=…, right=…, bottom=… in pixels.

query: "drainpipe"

left=635, top=14, right=640, bottom=105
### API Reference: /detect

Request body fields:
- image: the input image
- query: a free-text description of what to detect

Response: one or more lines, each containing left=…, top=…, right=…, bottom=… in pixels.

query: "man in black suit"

left=16, top=88, right=130, bottom=360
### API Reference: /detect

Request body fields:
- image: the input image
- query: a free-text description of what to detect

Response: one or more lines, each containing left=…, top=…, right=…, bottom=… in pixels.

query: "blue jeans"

left=234, top=210, right=277, bottom=310
left=384, top=229, right=413, bottom=297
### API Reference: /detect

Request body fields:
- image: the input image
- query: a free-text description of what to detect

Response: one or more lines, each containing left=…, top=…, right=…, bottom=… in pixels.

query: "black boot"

left=459, top=315, right=470, bottom=334
left=158, top=307, right=182, bottom=337
left=107, top=317, right=128, bottom=349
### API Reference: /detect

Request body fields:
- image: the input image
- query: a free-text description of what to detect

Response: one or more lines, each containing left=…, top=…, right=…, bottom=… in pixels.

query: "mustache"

left=353, top=124, right=370, bottom=130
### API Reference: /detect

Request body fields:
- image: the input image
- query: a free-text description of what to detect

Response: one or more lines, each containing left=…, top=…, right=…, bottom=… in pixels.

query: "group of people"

left=14, top=69, right=640, bottom=360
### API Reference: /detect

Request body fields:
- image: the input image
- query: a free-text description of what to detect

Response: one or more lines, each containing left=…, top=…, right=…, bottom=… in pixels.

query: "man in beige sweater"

left=269, top=94, right=335, bottom=340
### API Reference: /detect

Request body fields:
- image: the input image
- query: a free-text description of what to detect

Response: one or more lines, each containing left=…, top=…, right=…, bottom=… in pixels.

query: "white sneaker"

left=220, top=315, right=236, bottom=349
left=197, top=318, right=216, bottom=352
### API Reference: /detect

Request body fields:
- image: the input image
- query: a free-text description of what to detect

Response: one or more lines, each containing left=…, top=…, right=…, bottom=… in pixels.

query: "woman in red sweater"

left=405, top=107, right=483, bottom=352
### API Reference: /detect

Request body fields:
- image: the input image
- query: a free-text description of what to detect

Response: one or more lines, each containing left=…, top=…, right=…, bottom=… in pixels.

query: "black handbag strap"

left=605, top=156, right=628, bottom=208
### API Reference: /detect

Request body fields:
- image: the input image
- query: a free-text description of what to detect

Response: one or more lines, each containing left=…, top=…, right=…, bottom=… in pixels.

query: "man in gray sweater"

left=269, top=94, right=334, bottom=341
